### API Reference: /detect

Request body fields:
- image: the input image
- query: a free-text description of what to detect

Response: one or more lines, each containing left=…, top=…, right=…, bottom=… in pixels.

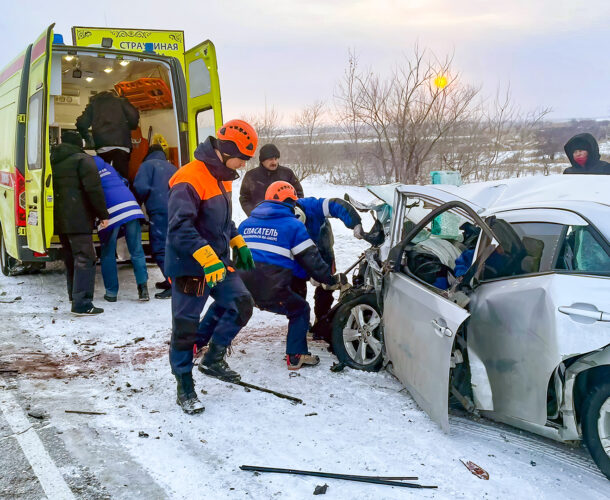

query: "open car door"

left=184, top=40, right=222, bottom=159
left=25, top=25, right=54, bottom=253
left=383, top=200, right=499, bottom=432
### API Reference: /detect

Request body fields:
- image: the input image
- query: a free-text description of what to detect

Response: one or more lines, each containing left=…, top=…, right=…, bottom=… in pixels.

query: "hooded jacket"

left=133, top=150, right=177, bottom=215
left=238, top=201, right=334, bottom=304
left=76, top=91, right=140, bottom=150
left=93, top=156, right=144, bottom=235
left=239, top=163, right=304, bottom=215
left=563, top=133, right=610, bottom=174
left=50, top=143, right=108, bottom=234
left=165, top=137, right=240, bottom=277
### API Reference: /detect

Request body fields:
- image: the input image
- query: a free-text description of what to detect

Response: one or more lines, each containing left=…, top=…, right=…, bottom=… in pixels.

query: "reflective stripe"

left=322, top=198, right=330, bottom=217
left=105, top=209, right=143, bottom=226
left=107, top=200, right=140, bottom=214
left=291, top=238, right=314, bottom=255
left=247, top=241, right=293, bottom=260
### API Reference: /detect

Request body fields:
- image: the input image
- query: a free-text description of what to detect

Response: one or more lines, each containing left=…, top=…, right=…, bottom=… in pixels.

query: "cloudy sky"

left=2, top=1, right=609, bottom=123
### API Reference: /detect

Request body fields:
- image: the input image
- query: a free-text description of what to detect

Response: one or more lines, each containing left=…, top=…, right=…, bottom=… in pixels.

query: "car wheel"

left=0, top=226, right=19, bottom=277
left=582, top=382, right=610, bottom=479
left=331, top=293, right=383, bottom=371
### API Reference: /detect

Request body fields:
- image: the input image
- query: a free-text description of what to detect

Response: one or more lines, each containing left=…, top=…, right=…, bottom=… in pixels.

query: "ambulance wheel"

left=0, top=226, right=20, bottom=277
left=331, top=293, right=383, bottom=371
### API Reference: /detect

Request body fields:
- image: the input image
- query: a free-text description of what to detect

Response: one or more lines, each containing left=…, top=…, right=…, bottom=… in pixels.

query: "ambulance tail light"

left=15, top=170, right=26, bottom=226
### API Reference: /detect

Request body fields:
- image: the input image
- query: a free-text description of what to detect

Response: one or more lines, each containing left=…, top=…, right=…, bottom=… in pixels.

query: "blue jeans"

left=99, top=219, right=148, bottom=296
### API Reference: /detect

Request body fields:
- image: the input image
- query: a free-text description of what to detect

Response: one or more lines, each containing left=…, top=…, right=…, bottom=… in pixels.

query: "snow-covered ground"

left=1, top=178, right=608, bottom=499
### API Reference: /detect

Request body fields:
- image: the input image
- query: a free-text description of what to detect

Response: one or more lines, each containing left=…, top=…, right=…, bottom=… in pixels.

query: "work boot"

left=286, top=353, right=320, bottom=371
left=175, top=372, right=205, bottom=415
left=198, top=341, right=241, bottom=382
left=137, top=283, right=150, bottom=301
left=154, top=288, right=172, bottom=299
left=155, top=279, right=171, bottom=290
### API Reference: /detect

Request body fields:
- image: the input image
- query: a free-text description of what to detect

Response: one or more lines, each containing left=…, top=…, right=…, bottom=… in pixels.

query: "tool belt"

left=175, top=276, right=206, bottom=296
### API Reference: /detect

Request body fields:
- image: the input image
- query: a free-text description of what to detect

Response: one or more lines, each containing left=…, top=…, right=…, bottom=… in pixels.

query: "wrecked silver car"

left=326, top=175, right=610, bottom=479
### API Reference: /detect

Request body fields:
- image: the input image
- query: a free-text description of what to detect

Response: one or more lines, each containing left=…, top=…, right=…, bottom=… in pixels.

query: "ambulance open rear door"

left=184, top=40, right=222, bottom=158
left=25, top=24, right=54, bottom=253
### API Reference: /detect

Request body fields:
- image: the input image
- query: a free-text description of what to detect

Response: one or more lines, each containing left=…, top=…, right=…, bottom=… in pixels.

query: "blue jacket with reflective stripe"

left=238, top=201, right=333, bottom=304
left=133, top=150, right=177, bottom=215
left=93, top=156, right=144, bottom=235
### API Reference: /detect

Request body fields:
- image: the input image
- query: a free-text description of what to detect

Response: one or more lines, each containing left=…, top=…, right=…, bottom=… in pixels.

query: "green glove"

left=230, top=235, right=255, bottom=271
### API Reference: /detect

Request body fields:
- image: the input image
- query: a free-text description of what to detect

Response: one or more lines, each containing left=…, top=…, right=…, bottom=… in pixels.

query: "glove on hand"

left=353, top=224, right=365, bottom=240
left=323, top=273, right=350, bottom=291
left=193, top=245, right=226, bottom=288
left=230, top=235, right=255, bottom=271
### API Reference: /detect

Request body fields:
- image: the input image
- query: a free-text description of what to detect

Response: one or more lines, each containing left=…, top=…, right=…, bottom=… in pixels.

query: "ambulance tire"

left=0, top=225, right=19, bottom=277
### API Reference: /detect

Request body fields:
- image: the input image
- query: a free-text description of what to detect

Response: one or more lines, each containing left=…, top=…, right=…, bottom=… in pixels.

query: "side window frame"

left=554, top=223, right=610, bottom=276
left=27, top=90, right=44, bottom=171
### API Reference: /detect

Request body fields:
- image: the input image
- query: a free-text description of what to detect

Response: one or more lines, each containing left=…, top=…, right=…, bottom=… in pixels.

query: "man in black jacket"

left=51, top=130, right=109, bottom=315
left=76, top=90, right=140, bottom=179
left=563, top=133, right=610, bottom=174
left=239, top=143, right=304, bottom=215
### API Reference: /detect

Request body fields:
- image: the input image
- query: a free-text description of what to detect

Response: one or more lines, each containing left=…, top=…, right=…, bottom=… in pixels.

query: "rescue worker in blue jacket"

left=93, top=156, right=149, bottom=302
left=133, top=144, right=177, bottom=299
left=292, top=196, right=364, bottom=325
left=238, top=181, right=347, bottom=370
left=166, top=119, right=257, bottom=415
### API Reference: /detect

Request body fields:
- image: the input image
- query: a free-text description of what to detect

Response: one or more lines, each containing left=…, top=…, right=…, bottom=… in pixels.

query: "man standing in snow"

left=239, top=143, right=304, bottom=215
left=291, top=196, right=364, bottom=328
left=51, top=130, right=109, bottom=315
left=166, top=120, right=257, bottom=415
left=238, top=181, right=347, bottom=370
left=133, top=143, right=177, bottom=299
left=563, top=133, right=610, bottom=175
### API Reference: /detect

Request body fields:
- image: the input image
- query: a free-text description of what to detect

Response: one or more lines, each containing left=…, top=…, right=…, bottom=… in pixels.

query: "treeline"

left=243, top=47, right=610, bottom=185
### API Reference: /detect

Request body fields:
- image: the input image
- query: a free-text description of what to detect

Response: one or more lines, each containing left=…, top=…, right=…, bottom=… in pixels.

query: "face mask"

left=574, top=154, right=588, bottom=167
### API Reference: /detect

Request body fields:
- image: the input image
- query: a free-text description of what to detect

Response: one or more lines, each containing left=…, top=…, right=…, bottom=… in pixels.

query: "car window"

left=555, top=225, right=610, bottom=274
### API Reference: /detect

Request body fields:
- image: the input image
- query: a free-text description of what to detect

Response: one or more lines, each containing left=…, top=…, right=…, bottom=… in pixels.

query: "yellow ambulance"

left=0, top=24, right=222, bottom=275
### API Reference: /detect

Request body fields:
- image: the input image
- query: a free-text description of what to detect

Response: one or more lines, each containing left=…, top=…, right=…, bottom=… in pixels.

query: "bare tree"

left=290, top=100, right=327, bottom=180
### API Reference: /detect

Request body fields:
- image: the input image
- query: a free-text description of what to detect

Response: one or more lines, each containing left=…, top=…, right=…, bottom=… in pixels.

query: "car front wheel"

left=582, top=382, right=610, bottom=479
left=331, top=293, right=383, bottom=371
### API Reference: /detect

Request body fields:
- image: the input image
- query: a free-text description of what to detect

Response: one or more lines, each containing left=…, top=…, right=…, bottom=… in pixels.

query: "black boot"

left=198, top=341, right=240, bottom=382
left=138, top=283, right=150, bottom=301
left=175, top=372, right=205, bottom=414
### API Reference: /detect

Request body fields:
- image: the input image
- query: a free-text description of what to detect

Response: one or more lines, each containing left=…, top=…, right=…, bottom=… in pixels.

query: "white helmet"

left=294, top=206, right=306, bottom=224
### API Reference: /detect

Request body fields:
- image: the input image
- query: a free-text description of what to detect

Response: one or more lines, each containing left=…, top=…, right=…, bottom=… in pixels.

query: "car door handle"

left=558, top=306, right=610, bottom=322
left=431, top=319, right=454, bottom=337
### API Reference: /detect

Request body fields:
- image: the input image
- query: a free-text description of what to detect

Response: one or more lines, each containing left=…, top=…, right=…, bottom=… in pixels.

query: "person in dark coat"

left=76, top=90, right=140, bottom=179
left=133, top=145, right=177, bottom=299
left=166, top=119, right=257, bottom=415
left=563, top=133, right=610, bottom=174
left=291, top=196, right=363, bottom=326
left=237, top=181, right=346, bottom=370
left=51, top=130, right=109, bottom=315
left=239, top=143, right=304, bottom=215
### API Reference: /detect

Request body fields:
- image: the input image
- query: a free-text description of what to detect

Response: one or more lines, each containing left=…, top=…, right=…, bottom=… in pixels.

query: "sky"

left=2, top=1, right=609, bottom=124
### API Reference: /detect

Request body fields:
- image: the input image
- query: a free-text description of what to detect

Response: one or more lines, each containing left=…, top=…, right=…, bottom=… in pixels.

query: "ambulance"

left=0, top=24, right=222, bottom=275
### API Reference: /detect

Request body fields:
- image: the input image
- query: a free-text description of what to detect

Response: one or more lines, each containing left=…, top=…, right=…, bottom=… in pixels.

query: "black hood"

left=50, top=143, right=83, bottom=164
left=564, top=133, right=601, bottom=168
left=88, top=90, right=116, bottom=103
left=194, top=137, right=239, bottom=181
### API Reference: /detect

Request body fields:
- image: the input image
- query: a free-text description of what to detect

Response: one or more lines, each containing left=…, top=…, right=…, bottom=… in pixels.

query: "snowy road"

left=1, top=180, right=609, bottom=499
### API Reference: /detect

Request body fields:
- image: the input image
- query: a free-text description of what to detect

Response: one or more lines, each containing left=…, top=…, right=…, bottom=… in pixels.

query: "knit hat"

left=61, top=130, right=83, bottom=147
left=259, top=143, right=280, bottom=162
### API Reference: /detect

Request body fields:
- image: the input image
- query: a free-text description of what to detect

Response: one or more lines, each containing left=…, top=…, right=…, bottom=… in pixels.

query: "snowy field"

left=1, top=178, right=608, bottom=499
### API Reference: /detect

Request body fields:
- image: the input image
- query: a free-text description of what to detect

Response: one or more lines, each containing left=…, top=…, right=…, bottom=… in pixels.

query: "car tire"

left=331, top=293, right=383, bottom=372
left=582, top=382, right=610, bottom=479
left=0, top=225, right=19, bottom=277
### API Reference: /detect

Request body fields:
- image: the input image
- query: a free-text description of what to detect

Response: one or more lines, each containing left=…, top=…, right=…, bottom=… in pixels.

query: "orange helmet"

left=265, top=181, right=298, bottom=202
left=217, top=119, right=258, bottom=159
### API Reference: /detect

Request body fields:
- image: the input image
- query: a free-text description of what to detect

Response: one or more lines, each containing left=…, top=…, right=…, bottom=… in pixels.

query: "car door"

left=383, top=200, right=498, bottom=432
left=25, top=24, right=54, bottom=253
left=184, top=40, right=222, bottom=159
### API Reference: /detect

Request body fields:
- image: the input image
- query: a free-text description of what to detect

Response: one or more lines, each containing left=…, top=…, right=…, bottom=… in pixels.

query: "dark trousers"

left=148, top=212, right=168, bottom=278
left=291, top=276, right=334, bottom=323
left=59, top=233, right=97, bottom=313
left=169, top=271, right=253, bottom=375
left=98, top=149, right=130, bottom=180
left=258, top=291, right=311, bottom=355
